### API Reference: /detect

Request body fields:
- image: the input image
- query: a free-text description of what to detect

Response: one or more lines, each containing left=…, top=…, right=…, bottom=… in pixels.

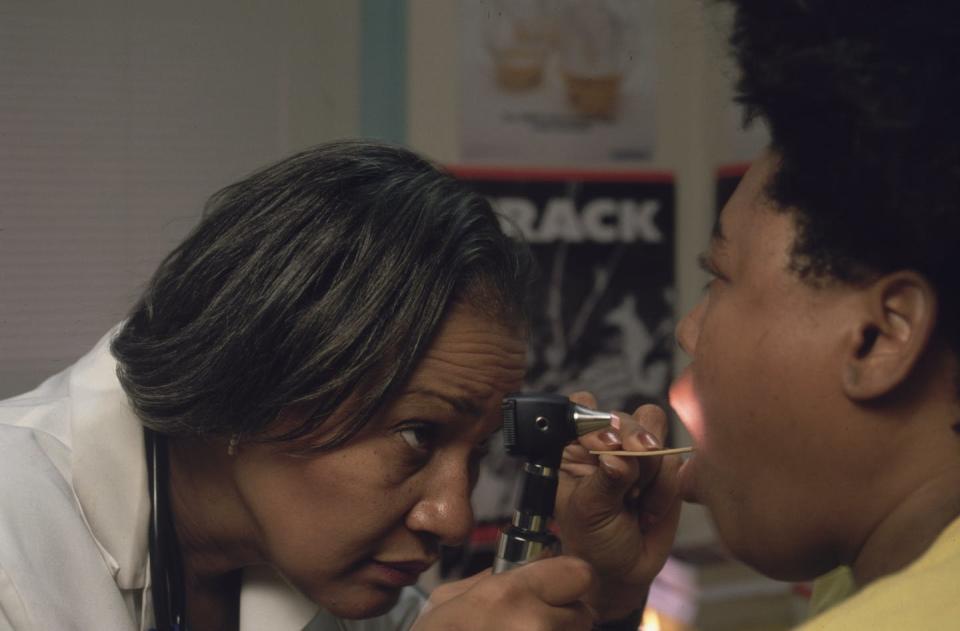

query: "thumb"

left=423, top=568, right=491, bottom=610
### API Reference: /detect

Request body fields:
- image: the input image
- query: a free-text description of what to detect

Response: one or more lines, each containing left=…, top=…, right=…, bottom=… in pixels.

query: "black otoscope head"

left=501, top=393, right=615, bottom=469
left=493, top=393, right=615, bottom=573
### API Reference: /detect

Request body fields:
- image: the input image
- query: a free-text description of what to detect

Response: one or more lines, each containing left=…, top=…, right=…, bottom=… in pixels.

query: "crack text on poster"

left=492, top=197, right=663, bottom=243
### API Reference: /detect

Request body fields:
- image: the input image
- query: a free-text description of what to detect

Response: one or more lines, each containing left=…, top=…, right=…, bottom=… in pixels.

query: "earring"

left=227, top=434, right=240, bottom=456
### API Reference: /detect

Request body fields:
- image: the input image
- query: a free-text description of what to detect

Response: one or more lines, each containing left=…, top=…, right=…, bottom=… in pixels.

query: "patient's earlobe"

left=841, top=272, right=937, bottom=401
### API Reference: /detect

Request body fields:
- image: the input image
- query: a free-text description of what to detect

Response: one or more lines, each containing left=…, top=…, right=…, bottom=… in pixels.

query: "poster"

left=442, top=167, right=676, bottom=578
left=460, top=0, right=657, bottom=164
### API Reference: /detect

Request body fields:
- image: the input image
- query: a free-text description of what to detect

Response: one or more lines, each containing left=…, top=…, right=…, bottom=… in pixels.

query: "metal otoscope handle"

left=493, top=393, right=614, bottom=573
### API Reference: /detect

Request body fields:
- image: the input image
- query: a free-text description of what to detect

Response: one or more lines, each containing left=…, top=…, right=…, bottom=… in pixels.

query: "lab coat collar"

left=67, top=329, right=320, bottom=631
left=68, top=327, right=150, bottom=590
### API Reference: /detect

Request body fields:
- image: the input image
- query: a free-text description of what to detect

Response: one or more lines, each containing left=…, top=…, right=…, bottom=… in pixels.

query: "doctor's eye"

left=397, top=422, right=438, bottom=453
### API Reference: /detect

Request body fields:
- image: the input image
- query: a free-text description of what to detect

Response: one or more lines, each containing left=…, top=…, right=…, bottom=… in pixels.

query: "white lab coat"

left=0, top=329, right=423, bottom=631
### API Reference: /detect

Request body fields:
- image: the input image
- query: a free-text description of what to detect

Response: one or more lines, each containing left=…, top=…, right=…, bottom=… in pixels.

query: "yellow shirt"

left=797, top=515, right=960, bottom=629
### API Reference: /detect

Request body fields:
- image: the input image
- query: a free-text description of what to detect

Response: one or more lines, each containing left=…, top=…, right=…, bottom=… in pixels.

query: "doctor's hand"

left=411, top=555, right=597, bottom=631
left=554, top=391, right=682, bottom=623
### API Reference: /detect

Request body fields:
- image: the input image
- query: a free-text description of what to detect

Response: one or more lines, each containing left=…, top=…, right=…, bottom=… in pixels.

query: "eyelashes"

left=395, top=421, right=495, bottom=462
left=697, top=252, right=719, bottom=277
left=697, top=252, right=728, bottom=291
left=397, top=422, right=437, bottom=452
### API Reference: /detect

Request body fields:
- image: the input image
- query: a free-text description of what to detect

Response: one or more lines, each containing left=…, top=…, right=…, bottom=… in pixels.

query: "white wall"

left=0, top=1, right=361, bottom=397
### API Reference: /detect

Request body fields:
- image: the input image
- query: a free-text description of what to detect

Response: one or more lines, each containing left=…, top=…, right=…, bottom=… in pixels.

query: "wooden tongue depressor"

left=588, top=446, right=695, bottom=457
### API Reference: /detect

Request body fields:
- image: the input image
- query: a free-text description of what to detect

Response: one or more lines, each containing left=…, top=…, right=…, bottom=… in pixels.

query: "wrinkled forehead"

left=408, top=304, right=527, bottom=396
left=391, top=307, right=527, bottom=436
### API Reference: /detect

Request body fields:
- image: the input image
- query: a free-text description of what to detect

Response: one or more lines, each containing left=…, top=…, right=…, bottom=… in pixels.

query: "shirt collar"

left=67, top=328, right=321, bottom=629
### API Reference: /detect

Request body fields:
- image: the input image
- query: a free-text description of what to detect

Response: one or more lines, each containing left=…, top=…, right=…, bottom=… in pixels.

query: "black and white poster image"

left=462, top=170, right=676, bottom=411
left=449, top=169, right=675, bottom=567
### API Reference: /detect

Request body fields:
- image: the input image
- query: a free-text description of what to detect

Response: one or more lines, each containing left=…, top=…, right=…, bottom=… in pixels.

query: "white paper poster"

left=460, top=0, right=657, bottom=165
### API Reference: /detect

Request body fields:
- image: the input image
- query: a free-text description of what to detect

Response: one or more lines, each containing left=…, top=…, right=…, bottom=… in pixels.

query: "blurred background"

left=1, top=1, right=794, bottom=629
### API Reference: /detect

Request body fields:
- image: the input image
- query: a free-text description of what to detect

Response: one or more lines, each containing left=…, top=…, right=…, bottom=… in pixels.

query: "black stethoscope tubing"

left=145, top=428, right=188, bottom=631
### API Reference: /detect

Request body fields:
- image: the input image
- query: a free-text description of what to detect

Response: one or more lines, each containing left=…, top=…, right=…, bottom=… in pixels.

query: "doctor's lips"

left=370, top=559, right=433, bottom=586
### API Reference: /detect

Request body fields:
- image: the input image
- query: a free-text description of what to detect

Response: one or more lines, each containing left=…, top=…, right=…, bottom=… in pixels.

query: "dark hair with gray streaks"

left=111, top=140, right=533, bottom=448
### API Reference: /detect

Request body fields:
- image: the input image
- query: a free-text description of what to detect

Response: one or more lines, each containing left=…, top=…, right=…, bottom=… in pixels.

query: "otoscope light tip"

left=571, top=404, right=616, bottom=436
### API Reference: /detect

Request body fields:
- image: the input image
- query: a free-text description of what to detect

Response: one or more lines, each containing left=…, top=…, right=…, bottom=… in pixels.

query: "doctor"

left=0, top=141, right=677, bottom=630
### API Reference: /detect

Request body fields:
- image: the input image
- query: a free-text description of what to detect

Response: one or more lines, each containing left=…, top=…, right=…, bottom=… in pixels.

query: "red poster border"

left=715, top=162, right=751, bottom=179
left=447, top=165, right=674, bottom=183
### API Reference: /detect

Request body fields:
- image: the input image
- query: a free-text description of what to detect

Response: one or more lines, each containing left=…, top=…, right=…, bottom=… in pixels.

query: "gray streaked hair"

left=111, top=140, right=533, bottom=447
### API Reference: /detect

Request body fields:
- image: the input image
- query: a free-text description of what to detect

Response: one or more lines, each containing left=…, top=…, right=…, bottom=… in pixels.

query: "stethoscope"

left=144, top=428, right=189, bottom=631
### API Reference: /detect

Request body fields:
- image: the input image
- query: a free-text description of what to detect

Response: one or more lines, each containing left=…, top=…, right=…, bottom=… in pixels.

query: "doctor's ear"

left=841, top=271, right=938, bottom=400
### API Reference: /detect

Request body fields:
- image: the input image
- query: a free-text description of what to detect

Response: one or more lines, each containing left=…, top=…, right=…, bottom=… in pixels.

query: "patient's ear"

left=841, top=271, right=937, bottom=400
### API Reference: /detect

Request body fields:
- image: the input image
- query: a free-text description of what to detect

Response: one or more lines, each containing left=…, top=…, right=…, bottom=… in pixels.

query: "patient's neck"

left=851, top=434, right=960, bottom=586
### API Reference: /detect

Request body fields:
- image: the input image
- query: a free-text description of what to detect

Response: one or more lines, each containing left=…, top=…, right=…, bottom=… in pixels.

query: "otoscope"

left=493, top=393, right=615, bottom=573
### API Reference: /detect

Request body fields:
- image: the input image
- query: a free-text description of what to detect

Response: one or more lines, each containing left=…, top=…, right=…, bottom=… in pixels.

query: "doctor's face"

left=231, top=301, right=527, bottom=618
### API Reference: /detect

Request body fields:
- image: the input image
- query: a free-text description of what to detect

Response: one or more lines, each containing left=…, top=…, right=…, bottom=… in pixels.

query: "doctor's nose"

left=406, top=470, right=475, bottom=547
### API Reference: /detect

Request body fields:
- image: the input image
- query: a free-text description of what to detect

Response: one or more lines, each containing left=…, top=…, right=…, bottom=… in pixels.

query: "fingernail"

left=641, top=431, right=661, bottom=449
left=598, top=429, right=621, bottom=447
